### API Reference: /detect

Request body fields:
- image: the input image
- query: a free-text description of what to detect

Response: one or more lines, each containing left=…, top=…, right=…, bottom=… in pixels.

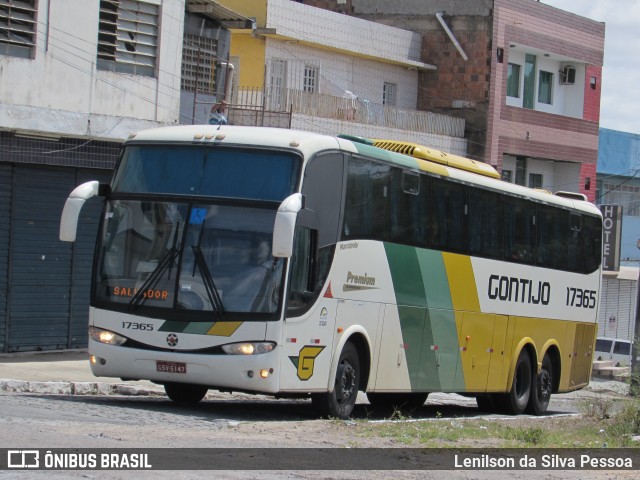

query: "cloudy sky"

left=541, top=0, right=640, bottom=135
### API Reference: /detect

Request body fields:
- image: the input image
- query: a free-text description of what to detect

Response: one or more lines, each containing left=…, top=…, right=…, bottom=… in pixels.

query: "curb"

left=0, top=379, right=163, bottom=397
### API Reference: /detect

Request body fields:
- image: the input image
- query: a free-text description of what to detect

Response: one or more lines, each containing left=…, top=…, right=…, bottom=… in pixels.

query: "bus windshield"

left=93, top=145, right=301, bottom=320
left=112, top=145, right=300, bottom=201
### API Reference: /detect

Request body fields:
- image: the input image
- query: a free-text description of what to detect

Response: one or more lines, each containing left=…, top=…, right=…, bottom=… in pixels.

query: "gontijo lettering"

left=487, top=275, right=550, bottom=305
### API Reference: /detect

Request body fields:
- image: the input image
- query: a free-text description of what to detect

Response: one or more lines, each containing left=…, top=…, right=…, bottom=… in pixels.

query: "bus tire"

left=164, top=383, right=208, bottom=405
left=366, top=392, right=428, bottom=412
left=312, top=341, right=360, bottom=419
left=526, top=354, right=553, bottom=415
left=500, top=349, right=532, bottom=415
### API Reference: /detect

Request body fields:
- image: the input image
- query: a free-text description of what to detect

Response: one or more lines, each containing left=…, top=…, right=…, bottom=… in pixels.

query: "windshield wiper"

left=191, top=245, right=225, bottom=319
left=128, top=222, right=180, bottom=311
left=128, top=246, right=179, bottom=311
left=190, top=219, right=225, bottom=319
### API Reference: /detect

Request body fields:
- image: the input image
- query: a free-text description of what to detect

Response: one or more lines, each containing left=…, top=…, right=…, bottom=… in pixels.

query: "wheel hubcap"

left=539, top=369, right=551, bottom=400
left=337, top=361, right=356, bottom=403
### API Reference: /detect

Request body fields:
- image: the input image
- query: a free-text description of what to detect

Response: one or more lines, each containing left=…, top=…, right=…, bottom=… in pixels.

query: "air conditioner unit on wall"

left=560, top=65, right=576, bottom=85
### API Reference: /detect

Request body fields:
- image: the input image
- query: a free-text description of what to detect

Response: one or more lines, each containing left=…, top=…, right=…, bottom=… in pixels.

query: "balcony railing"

left=229, top=86, right=465, bottom=138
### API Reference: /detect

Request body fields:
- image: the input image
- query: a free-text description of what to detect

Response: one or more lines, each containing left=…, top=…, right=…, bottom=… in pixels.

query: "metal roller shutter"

left=0, top=164, right=12, bottom=352
left=5, top=165, right=110, bottom=352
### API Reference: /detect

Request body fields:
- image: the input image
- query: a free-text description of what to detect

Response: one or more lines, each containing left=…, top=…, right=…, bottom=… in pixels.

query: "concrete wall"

left=0, top=0, right=185, bottom=140
left=265, top=40, right=419, bottom=108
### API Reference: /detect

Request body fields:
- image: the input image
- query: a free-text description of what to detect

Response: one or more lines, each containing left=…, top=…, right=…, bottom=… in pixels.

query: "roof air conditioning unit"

left=560, top=65, right=576, bottom=85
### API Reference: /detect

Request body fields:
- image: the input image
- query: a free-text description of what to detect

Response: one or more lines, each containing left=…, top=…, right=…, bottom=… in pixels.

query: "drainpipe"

left=220, top=61, right=235, bottom=102
left=435, top=11, right=468, bottom=61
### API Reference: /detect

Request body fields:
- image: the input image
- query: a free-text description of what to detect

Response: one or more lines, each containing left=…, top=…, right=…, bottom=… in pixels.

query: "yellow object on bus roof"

left=373, top=139, right=501, bottom=180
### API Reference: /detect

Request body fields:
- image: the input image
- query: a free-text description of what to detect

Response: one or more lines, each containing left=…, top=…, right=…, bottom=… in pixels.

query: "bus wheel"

left=500, top=349, right=532, bottom=415
left=164, top=383, right=208, bottom=405
left=366, top=392, right=428, bottom=412
left=527, top=354, right=553, bottom=415
left=312, top=342, right=360, bottom=419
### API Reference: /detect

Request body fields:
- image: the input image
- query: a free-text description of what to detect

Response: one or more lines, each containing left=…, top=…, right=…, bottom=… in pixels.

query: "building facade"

left=218, top=0, right=468, bottom=153
left=0, top=0, right=470, bottom=352
left=301, top=0, right=605, bottom=201
left=0, top=0, right=188, bottom=352
left=596, top=128, right=640, bottom=265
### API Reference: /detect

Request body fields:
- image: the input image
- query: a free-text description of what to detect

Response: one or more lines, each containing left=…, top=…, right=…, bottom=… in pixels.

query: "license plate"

left=156, top=360, right=187, bottom=374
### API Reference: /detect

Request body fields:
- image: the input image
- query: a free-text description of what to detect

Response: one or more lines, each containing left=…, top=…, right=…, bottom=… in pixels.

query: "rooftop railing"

left=228, top=86, right=465, bottom=138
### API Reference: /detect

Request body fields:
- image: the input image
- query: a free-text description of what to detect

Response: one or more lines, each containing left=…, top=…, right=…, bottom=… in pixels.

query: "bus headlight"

left=89, top=326, right=127, bottom=346
left=221, top=342, right=275, bottom=355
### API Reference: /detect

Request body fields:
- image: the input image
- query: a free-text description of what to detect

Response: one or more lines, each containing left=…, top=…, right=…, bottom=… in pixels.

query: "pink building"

left=300, top=0, right=604, bottom=201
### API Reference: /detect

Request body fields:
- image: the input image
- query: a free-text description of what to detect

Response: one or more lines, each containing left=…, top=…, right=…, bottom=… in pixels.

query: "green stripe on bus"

left=384, top=243, right=428, bottom=307
left=183, top=322, right=215, bottom=335
left=158, top=320, right=188, bottom=333
left=352, top=143, right=419, bottom=171
left=386, top=244, right=464, bottom=391
left=415, top=249, right=463, bottom=389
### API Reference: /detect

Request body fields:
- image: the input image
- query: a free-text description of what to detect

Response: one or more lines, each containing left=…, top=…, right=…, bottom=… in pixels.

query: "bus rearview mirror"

left=272, top=193, right=303, bottom=258
left=59, top=180, right=101, bottom=242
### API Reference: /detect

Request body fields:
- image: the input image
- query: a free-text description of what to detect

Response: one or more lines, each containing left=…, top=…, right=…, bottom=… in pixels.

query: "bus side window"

left=390, top=168, right=424, bottom=246
left=504, top=197, right=534, bottom=264
left=582, top=214, right=602, bottom=273
left=469, top=188, right=503, bottom=259
left=343, top=157, right=390, bottom=241
left=536, top=205, right=568, bottom=270
left=428, top=177, right=467, bottom=253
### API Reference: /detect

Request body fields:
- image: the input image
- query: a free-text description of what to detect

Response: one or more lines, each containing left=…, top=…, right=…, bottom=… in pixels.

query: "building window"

left=383, top=82, right=397, bottom=106
left=97, top=0, right=158, bottom=77
left=0, top=0, right=37, bottom=59
left=303, top=64, right=318, bottom=93
left=181, top=34, right=218, bottom=94
left=523, top=54, right=536, bottom=109
left=602, top=182, right=640, bottom=216
left=538, top=70, right=553, bottom=104
left=507, top=63, right=520, bottom=98
left=528, top=173, right=543, bottom=189
left=502, top=169, right=513, bottom=183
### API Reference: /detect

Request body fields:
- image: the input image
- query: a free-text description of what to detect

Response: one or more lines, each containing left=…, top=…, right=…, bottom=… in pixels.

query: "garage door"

left=1, top=165, right=110, bottom=352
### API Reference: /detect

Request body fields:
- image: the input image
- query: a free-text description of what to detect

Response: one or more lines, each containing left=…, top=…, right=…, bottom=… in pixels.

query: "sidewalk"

left=0, top=350, right=162, bottom=396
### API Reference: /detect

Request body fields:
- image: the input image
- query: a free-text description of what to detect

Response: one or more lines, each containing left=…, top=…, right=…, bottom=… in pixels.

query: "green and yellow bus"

left=60, top=126, right=602, bottom=418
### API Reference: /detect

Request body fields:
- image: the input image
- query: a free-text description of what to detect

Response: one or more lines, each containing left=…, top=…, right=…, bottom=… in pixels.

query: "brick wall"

left=583, top=65, right=602, bottom=122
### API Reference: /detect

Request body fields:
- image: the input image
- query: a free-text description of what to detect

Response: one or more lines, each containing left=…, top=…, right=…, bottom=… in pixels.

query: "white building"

left=0, top=0, right=469, bottom=352
left=0, top=0, right=185, bottom=140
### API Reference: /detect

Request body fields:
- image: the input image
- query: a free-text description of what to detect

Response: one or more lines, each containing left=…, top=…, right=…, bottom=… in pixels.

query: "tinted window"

left=389, top=169, right=427, bottom=246
left=537, top=205, right=568, bottom=269
left=613, top=341, right=631, bottom=356
left=595, top=339, right=612, bottom=352
left=343, top=157, right=390, bottom=241
left=504, top=197, right=534, bottom=264
left=428, top=177, right=468, bottom=253
left=582, top=214, right=602, bottom=273
left=469, top=188, right=503, bottom=259
left=114, top=146, right=300, bottom=202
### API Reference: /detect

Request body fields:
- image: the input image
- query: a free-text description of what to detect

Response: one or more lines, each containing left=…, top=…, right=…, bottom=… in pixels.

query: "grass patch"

left=352, top=397, right=640, bottom=448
